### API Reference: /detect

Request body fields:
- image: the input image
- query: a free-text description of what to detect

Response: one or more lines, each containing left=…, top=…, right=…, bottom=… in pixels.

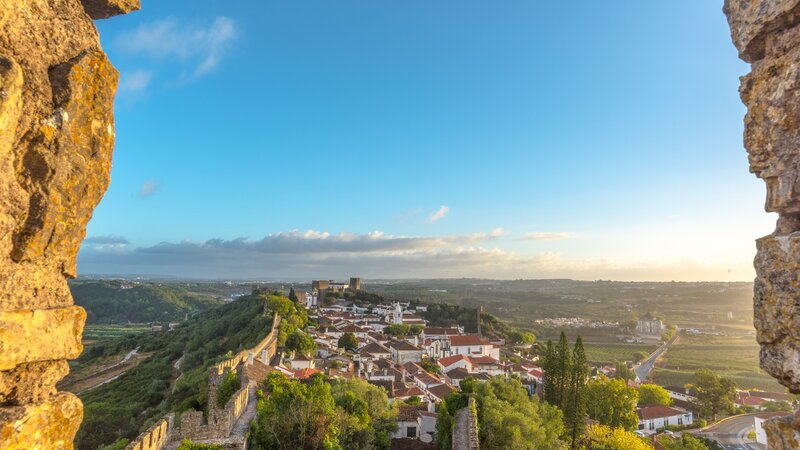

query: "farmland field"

left=652, top=334, right=784, bottom=391
left=82, top=324, right=150, bottom=342
left=583, top=342, right=657, bottom=365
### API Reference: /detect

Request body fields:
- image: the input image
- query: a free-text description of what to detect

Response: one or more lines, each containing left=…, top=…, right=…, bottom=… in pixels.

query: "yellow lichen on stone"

left=0, top=392, right=83, bottom=450
left=0, top=306, right=86, bottom=371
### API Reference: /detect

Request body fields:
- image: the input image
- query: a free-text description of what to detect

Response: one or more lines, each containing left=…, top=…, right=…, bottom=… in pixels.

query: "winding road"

left=694, top=414, right=764, bottom=450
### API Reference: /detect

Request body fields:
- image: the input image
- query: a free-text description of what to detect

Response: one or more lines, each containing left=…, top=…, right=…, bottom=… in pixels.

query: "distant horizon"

left=75, top=273, right=756, bottom=284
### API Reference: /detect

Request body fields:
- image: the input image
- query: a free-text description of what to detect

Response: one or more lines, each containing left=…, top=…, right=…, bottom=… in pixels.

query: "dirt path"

left=60, top=347, right=149, bottom=394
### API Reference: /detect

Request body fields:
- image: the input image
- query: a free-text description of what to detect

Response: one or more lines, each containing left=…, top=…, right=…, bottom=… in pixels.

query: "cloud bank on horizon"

left=78, top=229, right=753, bottom=282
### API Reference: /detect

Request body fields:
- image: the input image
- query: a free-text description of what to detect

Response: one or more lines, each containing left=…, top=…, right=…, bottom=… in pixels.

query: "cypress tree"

left=542, top=340, right=556, bottom=405
left=565, top=336, right=588, bottom=449
left=553, top=332, right=571, bottom=408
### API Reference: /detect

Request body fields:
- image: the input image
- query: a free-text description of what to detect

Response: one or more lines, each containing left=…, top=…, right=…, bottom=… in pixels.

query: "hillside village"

left=239, top=278, right=790, bottom=448
left=109, top=277, right=796, bottom=450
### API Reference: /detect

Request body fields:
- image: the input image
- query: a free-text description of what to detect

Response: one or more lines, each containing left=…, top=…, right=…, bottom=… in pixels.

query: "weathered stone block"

left=765, top=413, right=800, bottom=449
left=80, top=0, right=141, bottom=20
left=724, top=0, right=800, bottom=62
left=0, top=306, right=85, bottom=371
left=0, top=360, right=68, bottom=405
left=0, top=392, right=82, bottom=450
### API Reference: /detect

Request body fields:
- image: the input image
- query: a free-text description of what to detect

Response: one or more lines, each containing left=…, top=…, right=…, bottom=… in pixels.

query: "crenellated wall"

left=211, top=313, right=280, bottom=375
left=0, top=1, right=139, bottom=449
left=125, top=313, right=279, bottom=448
left=724, top=1, right=800, bottom=447
left=124, top=415, right=174, bottom=450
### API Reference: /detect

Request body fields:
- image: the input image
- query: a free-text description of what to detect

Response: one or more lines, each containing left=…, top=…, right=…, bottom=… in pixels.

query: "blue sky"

left=78, top=1, right=773, bottom=281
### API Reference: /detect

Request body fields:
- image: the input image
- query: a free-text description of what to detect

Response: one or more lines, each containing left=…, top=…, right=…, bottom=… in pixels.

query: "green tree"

left=662, top=324, right=678, bottom=342
left=585, top=424, right=653, bottom=450
left=331, top=378, right=397, bottom=450
left=584, top=377, right=640, bottom=431
left=250, top=372, right=340, bottom=450
left=564, top=337, right=588, bottom=449
left=553, top=332, right=572, bottom=408
left=633, top=351, right=649, bottom=363
left=509, top=330, right=536, bottom=346
left=693, top=368, right=737, bottom=421
left=337, top=332, right=358, bottom=352
left=614, top=361, right=636, bottom=382
left=286, top=330, right=317, bottom=356
left=542, top=340, right=558, bottom=405
left=216, top=370, right=241, bottom=408
left=435, top=378, right=566, bottom=450
left=289, top=288, right=298, bottom=303
left=656, top=434, right=710, bottom=450
left=763, top=400, right=794, bottom=412
left=383, top=324, right=410, bottom=337
left=637, top=384, right=672, bottom=406
left=476, top=377, right=567, bottom=449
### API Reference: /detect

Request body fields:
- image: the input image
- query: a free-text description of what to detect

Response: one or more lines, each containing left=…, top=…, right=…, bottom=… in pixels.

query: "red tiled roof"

left=449, top=335, right=489, bottom=346
left=395, top=385, right=425, bottom=398
left=438, top=354, right=469, bottom=367
left=414, top=371, right=441, bottom=386
left=293, top=368, right=322, bottom=379
left=397, top=404, right=426, bottom=421
left=468, top=356, right=499, bottom=365
left=427, top=383, right=456, bottom=400
left=424, top=327, right=460, bottom=335
left=748, top=390, right=792, bottom=402
left=636, top=405, right=687, bottom=420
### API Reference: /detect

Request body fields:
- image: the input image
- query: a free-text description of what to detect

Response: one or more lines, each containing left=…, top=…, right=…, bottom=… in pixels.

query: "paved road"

left=634, top=335, right=677, bottom=381
left=695, top=414, right=765, bottom=450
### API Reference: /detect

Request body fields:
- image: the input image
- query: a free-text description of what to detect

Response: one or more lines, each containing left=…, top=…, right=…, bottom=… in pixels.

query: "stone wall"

left=211, top=313, right=280, bottom=375
left=452, top=397, right=479, bottom=450
left=724, top=1, right=800, bottom=447
left=124, top=415, right=174, bottom=450
left=176, top=365, right=250, bottom=441
left=0, top=1, right=138, bottom=449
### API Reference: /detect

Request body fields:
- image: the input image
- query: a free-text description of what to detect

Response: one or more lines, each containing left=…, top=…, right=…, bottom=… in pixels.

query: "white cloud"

left=138, top=179, right=160, bottom=197
left=117, top=16, right=238, bottom=79
left=77, top=229, right=755, bottom=281
left=119, top=69, right=153, bottom=92
left=522, top=231, right=574, bottom=241
left=427, top=205, right=449, bottom=223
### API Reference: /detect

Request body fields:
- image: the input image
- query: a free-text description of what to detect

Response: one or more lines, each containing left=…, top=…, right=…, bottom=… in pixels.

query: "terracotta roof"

left=637, top=406, right=687, bottom=420
left=468, top=356, right=499, bottom=365
left=445, top=367, right=470, bottom=380
left=748, top=390, right=792, bottom=402
left=449, top=335, right=489, bottom=346
left=414, top=371, right=441, bottom=386
left=424, top=327, right=460, bottom=335
left=360, top=342, right=391, bottom=356
left=293, top=368, right=322, bottom=379
left=403, top=361, right=423, bottom=374
left=438, top=354, right=469, bottom=367
left=395, top=385, right=425, bottom=398
left=398, top=404, right=426, bottom=422
left=389, top=340, right=422, bottom=351
left=427, top=383, right=456, bottom=400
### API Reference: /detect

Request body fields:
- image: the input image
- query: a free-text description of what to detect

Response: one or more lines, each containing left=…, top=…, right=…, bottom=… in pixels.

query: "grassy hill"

left=74, top=293, right=283, bottom=450
left=70, top=280, right=224, bottom=324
